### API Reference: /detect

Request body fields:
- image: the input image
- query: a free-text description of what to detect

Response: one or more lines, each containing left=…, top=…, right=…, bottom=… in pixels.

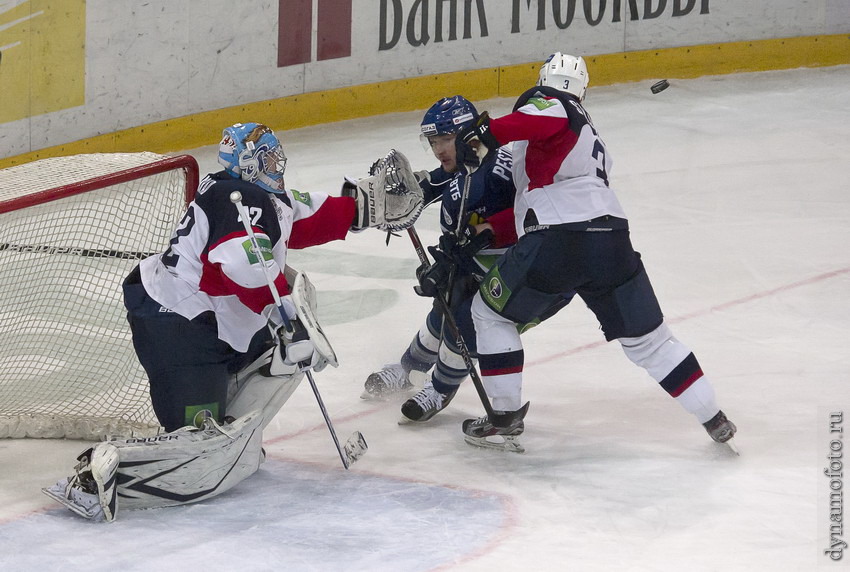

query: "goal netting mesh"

left=0, top=152, right=198, bottom=440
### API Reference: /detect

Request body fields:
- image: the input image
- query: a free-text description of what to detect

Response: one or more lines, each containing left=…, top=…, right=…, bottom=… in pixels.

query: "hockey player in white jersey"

left=43, top=122, right=423, bottom=521
left=434, top=53, right=738, bottom=452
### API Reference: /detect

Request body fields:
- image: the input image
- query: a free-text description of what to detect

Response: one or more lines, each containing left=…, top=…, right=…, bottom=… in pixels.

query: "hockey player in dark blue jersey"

left=361, top=96, right=521, bottom=423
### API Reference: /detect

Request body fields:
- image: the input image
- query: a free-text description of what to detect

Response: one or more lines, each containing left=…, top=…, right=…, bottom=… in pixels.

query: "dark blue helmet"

left=420, top=96, right=478, bottom=138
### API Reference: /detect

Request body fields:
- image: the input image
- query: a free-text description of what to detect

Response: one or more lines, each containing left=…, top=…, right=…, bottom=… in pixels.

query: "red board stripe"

left=278, top=0, right=312, bottom=67
left=317, top=0, right=351, bottom=61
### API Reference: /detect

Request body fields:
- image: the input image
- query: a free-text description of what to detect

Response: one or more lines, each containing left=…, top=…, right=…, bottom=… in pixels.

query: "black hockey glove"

left=438, top=226, right=494, bottom=277
left=414, top=247, right=455, bottom=299
left=455, top=112, right=499, bottom=171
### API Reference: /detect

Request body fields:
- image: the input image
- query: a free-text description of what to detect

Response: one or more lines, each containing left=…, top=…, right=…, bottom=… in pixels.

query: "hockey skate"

left=462, top=414, right=525, bottom=453
left=43, top=443, right=119, bottom=522
left=361, top=363, right=413, bottom=400
left=703, top=410, right=739, bottom=454
left=400, top=383, right=457, bottom=423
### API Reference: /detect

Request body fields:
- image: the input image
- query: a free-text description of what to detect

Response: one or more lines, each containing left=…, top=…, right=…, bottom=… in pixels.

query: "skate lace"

left=375, top=364, right=408, bottom=389
left=411, top=387, right=444, bottom=410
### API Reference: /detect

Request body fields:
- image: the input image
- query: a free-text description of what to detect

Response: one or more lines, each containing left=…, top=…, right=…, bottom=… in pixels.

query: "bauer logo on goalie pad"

left=124, top=435, right=179, bottom=444
left=369, top=194, right=378, bottom=225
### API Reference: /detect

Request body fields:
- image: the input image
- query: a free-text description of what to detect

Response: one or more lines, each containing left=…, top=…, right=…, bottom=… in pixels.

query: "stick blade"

left=342, top=431, right=368, bottom=468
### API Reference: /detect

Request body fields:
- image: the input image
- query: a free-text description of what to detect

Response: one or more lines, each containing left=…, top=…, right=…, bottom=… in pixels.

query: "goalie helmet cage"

left=0, top=152, right=199, bottom=440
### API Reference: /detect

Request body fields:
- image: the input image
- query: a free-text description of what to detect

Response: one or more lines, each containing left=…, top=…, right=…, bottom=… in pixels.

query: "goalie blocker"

left=343, top=149, right=424, bottom=232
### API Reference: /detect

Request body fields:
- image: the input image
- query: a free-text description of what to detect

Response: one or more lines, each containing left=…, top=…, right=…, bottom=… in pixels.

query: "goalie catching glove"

left=343, top=149, right=424, bottom=232
left=270, top=318, right=327, bottom=375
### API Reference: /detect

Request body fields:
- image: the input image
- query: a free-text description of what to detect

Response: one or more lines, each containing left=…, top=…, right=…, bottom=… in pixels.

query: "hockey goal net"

left=0, top=152, right=199, bottom=440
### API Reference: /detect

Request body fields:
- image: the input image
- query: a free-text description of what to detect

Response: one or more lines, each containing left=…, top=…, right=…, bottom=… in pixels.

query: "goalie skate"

left=42, top=443, right=119, bottom=522
left=462, top=415, right=525, bottom=454
left=43, top=476, right=105, bottom=521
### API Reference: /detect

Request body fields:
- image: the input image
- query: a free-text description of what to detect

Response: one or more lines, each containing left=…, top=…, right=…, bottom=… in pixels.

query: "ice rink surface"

left=2, top=65, right=849, bottom=571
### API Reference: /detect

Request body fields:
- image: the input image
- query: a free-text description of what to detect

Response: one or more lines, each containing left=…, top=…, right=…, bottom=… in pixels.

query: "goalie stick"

left=230, top=191, right=367, bottom=470
left=0, top=241, right=156, bottom=260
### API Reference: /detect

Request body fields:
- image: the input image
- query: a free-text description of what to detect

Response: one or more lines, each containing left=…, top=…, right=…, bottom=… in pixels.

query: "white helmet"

left=537, top=52, right=589, bottom=101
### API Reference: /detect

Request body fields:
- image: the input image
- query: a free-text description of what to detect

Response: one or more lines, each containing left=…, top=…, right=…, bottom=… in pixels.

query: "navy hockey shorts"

left=122, top=266, right=273, bottom=431
left=478, top=227, right=663, bottom=341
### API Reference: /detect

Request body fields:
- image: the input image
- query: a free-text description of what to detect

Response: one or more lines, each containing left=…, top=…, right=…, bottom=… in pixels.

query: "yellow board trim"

left=2, top=33, right=848, bottom=169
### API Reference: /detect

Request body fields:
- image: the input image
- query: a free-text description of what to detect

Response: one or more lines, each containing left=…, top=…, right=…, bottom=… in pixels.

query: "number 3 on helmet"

left=537, top=52, right=589, bottom=102
left=218, top=122, right=288, bottom=194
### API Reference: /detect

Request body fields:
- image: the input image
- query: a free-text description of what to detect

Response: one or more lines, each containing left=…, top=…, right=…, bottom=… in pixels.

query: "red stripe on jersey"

left=490, top=103, right=578, bottom=190
left=199, top=227, right=291, bottom=314
left=486, top=207, right=517, bottom=247
left=525, top=130, right=579, bottom=189
left=481, top=364, right=524, bottom=377
left=198, top=253, right=291, bottom=314
left=669, top=369, right=703, bottom=398
left=489, top=106, right=566, bottom=143
left=288, top=196, right=355, bottom=249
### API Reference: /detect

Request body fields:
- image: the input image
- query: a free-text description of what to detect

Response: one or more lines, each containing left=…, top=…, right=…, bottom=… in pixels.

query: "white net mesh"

left=0, top=152, right=197, bottom=440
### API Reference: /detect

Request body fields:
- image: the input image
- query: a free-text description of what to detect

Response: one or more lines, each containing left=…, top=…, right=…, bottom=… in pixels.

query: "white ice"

left=2, top=65, right=849, bottom=571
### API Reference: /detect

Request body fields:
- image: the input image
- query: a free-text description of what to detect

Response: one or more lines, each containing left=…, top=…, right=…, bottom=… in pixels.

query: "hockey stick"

left=229, top=191, right=367, bottom=470
left=0, top=241, right=156, bottom=260
left=407, top=224, right=529, bottom=428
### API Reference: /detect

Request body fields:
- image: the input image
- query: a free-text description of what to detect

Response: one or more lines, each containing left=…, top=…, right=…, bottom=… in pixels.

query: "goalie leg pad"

left=228, top=356, right=303, bottom=430
left=42, top=442, right=119, bottom=522
left=112, top=410, right=265, bottom=512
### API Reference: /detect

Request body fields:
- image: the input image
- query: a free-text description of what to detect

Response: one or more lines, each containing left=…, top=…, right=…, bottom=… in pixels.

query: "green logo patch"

left=242, top=237, right=273, bottom=264
left=290, top=189, right=312, bottom=206
left=529, top=97, right=557, bottom=111
left=185, top=403, right=219, bottom=428
left=480, top=266, right=512, bottom=312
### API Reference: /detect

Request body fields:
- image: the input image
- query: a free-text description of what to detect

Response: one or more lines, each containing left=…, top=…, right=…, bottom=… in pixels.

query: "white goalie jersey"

left=139, top=172, right=356, bottom=351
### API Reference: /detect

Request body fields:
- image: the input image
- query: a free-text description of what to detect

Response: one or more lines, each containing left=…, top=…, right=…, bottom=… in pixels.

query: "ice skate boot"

left=703, top=410, right=739, bottom=454
left=703, top=410, right=736, bottom=443
left=361, top=363, right=412, bottom=400
left=400, top=383, right=457, bottom=422
left=462, top=414, right=525, bottom=453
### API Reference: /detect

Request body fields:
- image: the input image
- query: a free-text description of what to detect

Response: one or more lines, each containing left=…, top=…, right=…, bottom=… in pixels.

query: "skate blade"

left=360, top=389, right=386, bottom=401
left=41, top=487, right=102, bottom=521
left=397, top=414, right=426, bottom=425
left=463, top=434, right=525, bottom=454
left=360, top=388, right=412, bottom=402
left=723, top=437, right=741, bottom=456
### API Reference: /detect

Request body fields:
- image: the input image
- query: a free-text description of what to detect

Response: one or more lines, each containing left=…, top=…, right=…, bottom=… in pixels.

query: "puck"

left=650, top=79, right=670, bottom=94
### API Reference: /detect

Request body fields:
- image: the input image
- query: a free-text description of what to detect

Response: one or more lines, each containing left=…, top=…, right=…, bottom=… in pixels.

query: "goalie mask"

left=537, top=52, right=589, bottom=102
left=419, top=95, right=478, bottom=150
left=218, top=122, right=288, bottom=194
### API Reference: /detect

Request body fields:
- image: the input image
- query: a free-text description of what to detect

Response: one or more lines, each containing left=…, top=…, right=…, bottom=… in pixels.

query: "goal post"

left=0, top=152, right=199, bottom=440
